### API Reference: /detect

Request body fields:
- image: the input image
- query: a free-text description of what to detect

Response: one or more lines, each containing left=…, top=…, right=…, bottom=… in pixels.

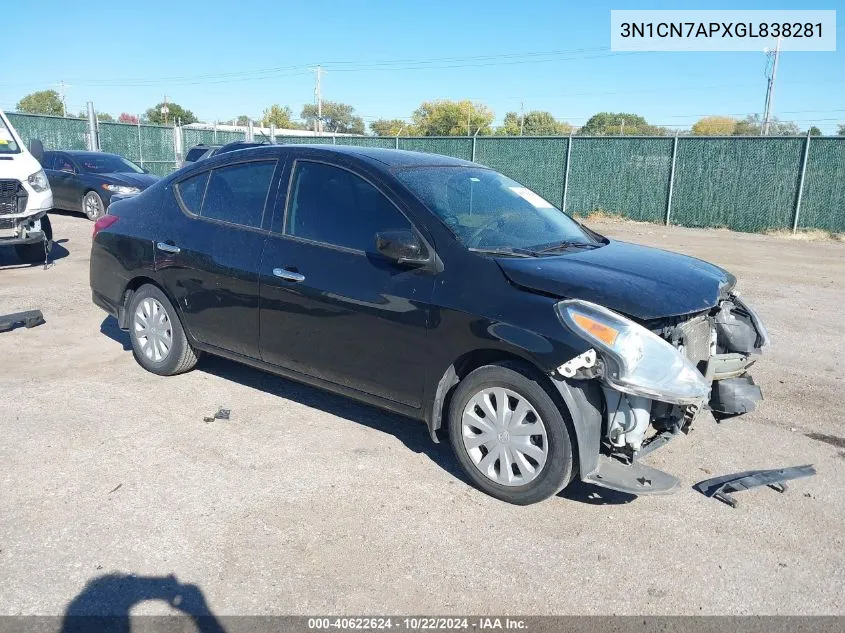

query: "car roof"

left=64, top=150, right=121, bottom=158
left=278, top=144, right=477, bottom=168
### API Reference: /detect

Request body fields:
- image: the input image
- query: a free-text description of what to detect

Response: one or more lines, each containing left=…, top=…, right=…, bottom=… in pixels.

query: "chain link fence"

left=6, top=111, right=845, bottom=233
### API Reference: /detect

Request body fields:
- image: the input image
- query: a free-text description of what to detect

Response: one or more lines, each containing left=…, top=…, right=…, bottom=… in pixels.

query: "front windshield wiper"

left=468, top=246, right=538, bottom=258
left=534, top=241, right=599, bottom=254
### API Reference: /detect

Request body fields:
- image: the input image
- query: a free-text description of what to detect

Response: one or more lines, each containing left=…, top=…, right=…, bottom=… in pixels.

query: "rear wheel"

left=14, top=215, right=53, bottom=264
left=128, top=284, right=199, bottom=376
left=448, top=362, right=574, bottom=505
left=83, top=190, right=105, bottom=221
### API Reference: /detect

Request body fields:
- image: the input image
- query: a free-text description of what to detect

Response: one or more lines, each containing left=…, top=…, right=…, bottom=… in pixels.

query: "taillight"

left=93, top=214, right=119, bottom=238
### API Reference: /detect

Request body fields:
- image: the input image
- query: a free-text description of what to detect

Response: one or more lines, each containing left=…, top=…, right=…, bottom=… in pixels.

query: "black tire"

left=127, top=284, right=199, bottom=376
left=447, top=362, right=575, bottom=505
left=14, top=215, right=53, bottom=264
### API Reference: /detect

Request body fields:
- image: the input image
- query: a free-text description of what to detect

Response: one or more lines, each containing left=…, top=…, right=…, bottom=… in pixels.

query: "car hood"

left=101, top=172, right=160, bottom=189
left=495, top=240, right=736, bottom=320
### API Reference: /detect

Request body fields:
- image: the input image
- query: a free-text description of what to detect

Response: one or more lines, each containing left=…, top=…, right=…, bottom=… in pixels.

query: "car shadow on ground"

left=60, top=573, right=226, bottom=633
left=99, top=315, right=637, bottom=506
left=0, top=238, right=69, bottom=270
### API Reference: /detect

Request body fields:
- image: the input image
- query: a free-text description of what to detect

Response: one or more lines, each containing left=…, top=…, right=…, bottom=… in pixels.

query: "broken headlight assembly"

left=556, top=299, right=709, bottom=405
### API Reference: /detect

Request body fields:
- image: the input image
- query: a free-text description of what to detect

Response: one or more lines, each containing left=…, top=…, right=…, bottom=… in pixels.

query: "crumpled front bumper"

left=555, top=294, right=769, bottom=496
left=0, top=211, right=49, bottom=247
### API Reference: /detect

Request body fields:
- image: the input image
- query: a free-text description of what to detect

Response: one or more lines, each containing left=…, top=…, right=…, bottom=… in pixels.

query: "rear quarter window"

left=175, top=171, right=209, bottom=214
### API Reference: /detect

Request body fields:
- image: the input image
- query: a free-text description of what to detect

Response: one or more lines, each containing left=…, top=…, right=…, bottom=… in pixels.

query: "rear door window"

left=176, top=171, right=209, bottom=214
left=201, top=161, right=276, bottom=228
left=284, top=160, right=411, bottom=252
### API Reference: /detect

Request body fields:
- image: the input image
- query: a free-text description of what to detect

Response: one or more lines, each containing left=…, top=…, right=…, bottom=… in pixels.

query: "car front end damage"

left=0, top=176, right=53, bottom=247
left=551, top=293, right=769, bottom=495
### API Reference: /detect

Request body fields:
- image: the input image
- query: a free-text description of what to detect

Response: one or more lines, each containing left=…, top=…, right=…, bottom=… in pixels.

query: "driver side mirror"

left=28, top=139, right=44, bottom=164
left=375, top=229, right=429, bottom=265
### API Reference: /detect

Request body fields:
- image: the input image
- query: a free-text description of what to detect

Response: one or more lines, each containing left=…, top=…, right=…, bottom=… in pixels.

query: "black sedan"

left=90, top=145, right=769, bottom=504
left=42, top=151, right=160, bottom=220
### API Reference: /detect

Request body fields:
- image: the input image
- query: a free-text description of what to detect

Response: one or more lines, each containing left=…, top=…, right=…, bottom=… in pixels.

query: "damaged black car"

left=89, top=145, right=768, bottom=504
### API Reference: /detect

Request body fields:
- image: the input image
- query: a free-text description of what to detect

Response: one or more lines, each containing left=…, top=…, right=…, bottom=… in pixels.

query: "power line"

left=10, top=46, right=613, bottom=88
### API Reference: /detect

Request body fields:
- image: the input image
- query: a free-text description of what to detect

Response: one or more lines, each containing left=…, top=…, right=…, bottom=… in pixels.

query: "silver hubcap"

left=133, top=298, right=173, bottom=362
left=461, top=387, right=548, bottom=487
left=84, top=193, right=103, bottom=219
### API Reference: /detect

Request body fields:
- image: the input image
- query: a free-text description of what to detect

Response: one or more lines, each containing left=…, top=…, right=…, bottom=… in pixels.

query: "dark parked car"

left=90, top=145, right=769, bottom=504
left=182, top=144, right=221, bottom=166
left=42, top=151, right=160, bottom=221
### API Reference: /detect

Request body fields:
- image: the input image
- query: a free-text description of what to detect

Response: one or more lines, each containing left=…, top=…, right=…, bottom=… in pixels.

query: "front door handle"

left=156, top=242, right=180, bottom=254
left=272, top=268, right=305, bottom=282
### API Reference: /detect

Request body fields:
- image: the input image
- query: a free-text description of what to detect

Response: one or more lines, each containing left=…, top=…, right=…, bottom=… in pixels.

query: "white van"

left=0, top=111, right=53, bottom=263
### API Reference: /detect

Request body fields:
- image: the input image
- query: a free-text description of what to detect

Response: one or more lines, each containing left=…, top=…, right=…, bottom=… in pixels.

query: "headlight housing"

left=556, top=299, right=710, bottom=405
left=102, top=184, right=140, bottom=194
left=27, top=169, right=50, bottom=193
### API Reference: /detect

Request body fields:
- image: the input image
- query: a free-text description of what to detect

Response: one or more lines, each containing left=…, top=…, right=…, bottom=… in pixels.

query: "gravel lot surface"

left=1, top=212, right=843, bottom=616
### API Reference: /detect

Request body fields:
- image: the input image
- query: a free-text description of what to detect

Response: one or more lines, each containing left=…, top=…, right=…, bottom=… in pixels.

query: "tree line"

left=14, top=89, right=844, bottom=137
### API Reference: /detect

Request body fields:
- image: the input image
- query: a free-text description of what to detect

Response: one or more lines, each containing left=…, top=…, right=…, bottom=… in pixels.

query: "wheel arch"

left=117, top=275, right=184, bottom=331
left=427, top=348, right=555, bottom=438
left=426, top=348, right=603, bottom=479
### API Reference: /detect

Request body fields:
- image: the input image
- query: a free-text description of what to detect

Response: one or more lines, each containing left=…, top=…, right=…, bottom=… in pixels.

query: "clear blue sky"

left=3, top=0, right=842, bottom=132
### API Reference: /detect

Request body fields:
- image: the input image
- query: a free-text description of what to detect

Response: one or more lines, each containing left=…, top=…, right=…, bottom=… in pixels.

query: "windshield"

left=0, top=117, right=21, bottom=154
left=395, top=166, right=595, bottom=251
left=78, top=154, right=144, bottom=174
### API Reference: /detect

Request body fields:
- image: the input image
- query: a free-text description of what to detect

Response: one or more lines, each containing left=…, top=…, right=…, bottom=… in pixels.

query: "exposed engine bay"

left=609, top=293, right=767, bottom=462
left=555, top=293, right=768, bottom=468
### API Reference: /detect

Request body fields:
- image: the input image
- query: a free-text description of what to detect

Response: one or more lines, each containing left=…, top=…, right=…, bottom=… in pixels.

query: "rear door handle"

left=156, top=242, right=180, bottom=254
left=272, top=268, right=305, bottom=282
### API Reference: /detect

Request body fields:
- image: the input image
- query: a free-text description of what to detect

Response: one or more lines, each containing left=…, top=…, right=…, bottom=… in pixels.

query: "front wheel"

left=83, top=190, right=105, bottom=221
left=128, top=284, right=199, bottom=376
left=448, top=362, right=575, bottom=505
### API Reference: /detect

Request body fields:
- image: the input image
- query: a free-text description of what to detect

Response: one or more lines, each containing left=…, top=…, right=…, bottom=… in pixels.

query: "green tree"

left=370, top=118, right=411, bottom=136
left=838, top=123, right=845, bottom=136
left=496, top=110, right=572, bottom=136
left=301, top=101, right=365, bottom=134
left=16, top=90, right=64, bottom=116
left=144, top=101, right=197, bottom=125
left=411, top=100, right=494, bottom=136
left=235, top=115, right=251, bottom=126
left=579, top=112, right=662, bottom=136
left=733, top=114, right=800, bottom=136
left=807, top=126, right=822, bottom=136
left=77, top=110, right=113, bottom=122
left=691, top=116, right=737, bottom=136
left=496, top=112, right=522, bottom=136
left=261, top=104, right=295, bottom=128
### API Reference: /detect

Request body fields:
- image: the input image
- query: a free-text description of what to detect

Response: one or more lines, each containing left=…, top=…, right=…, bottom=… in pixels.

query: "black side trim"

left=549, top=377, right=603, bottom=478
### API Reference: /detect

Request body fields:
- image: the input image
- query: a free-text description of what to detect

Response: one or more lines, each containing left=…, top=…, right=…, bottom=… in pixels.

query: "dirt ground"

left=1, top=211, right=843, bottom=616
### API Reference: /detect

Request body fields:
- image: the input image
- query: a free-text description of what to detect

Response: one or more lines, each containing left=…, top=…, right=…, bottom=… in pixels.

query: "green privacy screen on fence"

left=6, top=111, right=845, bottom=233
left=7, top=113, right=88, bottom=151
left=98, top=122, right=176, bottom=176
left=671, top=137, right=804, bottom=232
left=797, top=138, right=845, bottom=232
left=565, top=137, right=673, bottom=223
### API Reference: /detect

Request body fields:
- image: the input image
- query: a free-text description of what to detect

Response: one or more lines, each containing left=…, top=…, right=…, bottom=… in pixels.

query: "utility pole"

left=762, top=37, right=782, bottom=136
left=620, top=118, right=625, bottom=136
left=519, top=101, right=525, bottom=136
left=466, top=102, right=472, bottom=136
left=310, top=65, right=324, bottom=135
left=57, top=80, right=68, bottom=117
left=161, top=95, right=170, bottom=126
